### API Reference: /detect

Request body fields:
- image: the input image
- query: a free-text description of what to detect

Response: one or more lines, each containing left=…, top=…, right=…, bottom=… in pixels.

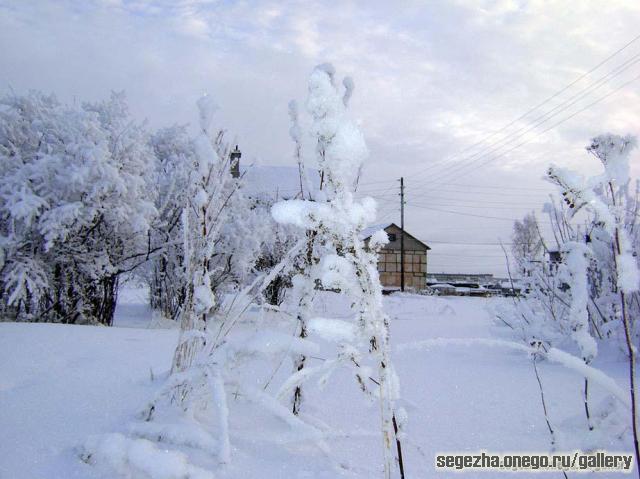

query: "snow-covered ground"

left=0, top=289, right=633, bottom=478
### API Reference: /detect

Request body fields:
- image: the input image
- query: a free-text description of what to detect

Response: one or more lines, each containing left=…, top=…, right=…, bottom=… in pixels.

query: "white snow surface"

left=0, top=287, right=635, bottom=478
left=307, top=317, right=358, bottom=343
left=81, top=433, right=215, bottom=479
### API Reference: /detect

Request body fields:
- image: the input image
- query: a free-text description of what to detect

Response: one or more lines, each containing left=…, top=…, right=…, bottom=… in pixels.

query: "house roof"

left=359, top=223, right=393, bottom=241
left=360, top=222, right=431, bottom=250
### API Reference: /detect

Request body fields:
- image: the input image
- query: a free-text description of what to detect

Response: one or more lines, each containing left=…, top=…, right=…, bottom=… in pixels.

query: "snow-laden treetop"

left=306, top=64, right=368, bottom=195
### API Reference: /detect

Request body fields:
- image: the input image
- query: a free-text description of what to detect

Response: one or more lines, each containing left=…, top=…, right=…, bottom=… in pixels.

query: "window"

left=387, top=233, right=397, bottom=242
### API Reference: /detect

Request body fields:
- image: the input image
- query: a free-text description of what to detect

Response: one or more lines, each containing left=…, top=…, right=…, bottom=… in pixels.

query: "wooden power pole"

left=400, top=177, right=405, bottom=292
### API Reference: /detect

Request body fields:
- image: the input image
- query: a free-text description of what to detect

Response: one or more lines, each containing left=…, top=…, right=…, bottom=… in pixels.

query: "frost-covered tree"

left=547, top=134, right=640, bottom=468
left=125, top=95, right=277, bottom=469
left=255, top=220, right=302, bottom=306
left=272, top=64, right=404, bottom=479
left=80, top=67, right=404, bottom=479
left=145, top=119, right=263, bottom=322
left=0, top=91, right=156, bottom=325
left=170, top=95, right=257, bottom=375
left=502, top=134, right=640, bottom=469
left=504, top=203, right=576, bottom=349
left=511, top=212, right=544, bottom=275
left=146, top=125, right=194, bottom=321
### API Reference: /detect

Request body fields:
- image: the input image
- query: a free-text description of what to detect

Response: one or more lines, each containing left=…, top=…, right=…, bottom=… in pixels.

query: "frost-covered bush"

left=126, top=96, right=301, bottom=469
left=145, top=121, right=265, bottom=321
left=169, top=95, right=266, bottom=374
left=505, top=135, right=640, bottom=349
left=511, top=212, right=544, bottom=275
left=146, top=125, right=193, bottom=321
left=0, top=91, right=156, bottom=324
left=0, top=87, right=271, bottom=328
left=79, top=67, right=405, bottom=478
left=254, top=219, right=301, bottom=306
left=502, top=134, right=640, bottom=458
left=271, top=64, right=403, bottom=479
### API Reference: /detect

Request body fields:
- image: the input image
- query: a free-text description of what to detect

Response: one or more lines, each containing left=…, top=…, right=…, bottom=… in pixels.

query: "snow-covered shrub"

left=146, top=125, right=194, bottom=321
left=548, top=134, right=640, bottom=462
left=79, top=66, right=405, bottom=478
left=145, top=120, right=265, bottom=321
left=254, top=221, right=301, bottom=306
left=169, top=95, right=263, bottom=375
left=544, top=134, right=639, bottom=345
left=252, top=101, right=313, bottom=307
left=502, top=134, right=640, bottom=460
left=506, top=135, right=640, bottom=350
left=0, top=91, right=156, bottom=324
left=511, top=211, right=544, bottom=277
left=503, top=207, right=574, bottom=350
left=271, top=63, right=403, bottom=479
left=123, top=95, right=279, bottom=470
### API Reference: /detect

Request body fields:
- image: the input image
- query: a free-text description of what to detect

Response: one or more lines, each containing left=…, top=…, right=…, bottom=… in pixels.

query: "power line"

left=414, top=55, right=640, bottom=192
left=356, top=187, right=397, bottom=196
left=409, top=201, right=541, bottom=210
left=368, top=186, right=551, bottom=198
left=409, top=72, right=640, bottom=203
left=404, top=32, right=640, bottom=186
left=367, top=38, right=640, bottom=240
left=357, top=151, right=567, bottom=197
left=425, top=240, right=515, bottom=245
left=416, top=181, right=551, bottom=191
left=408, top=202, right=554, bottom=223
left=356, top=178, right=396, bottom=187
left=376, top=207, right=397, bottom=222
left=371, top=195, right=545, bottom=211
left=407, top=193, right=547, bottom=204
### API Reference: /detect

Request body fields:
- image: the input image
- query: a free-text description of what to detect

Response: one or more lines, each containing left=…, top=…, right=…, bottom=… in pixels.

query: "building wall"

left=378, top=248, right=427, bottom=289
left=377, top=225, right=428, bottom=290
left=364, top=224, right=429, bottom=290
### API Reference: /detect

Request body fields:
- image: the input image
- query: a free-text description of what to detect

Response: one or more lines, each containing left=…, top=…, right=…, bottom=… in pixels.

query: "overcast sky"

left=2, top=0, right=639, bottom=275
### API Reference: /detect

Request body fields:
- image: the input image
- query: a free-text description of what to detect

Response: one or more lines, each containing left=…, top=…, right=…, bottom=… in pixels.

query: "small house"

left=362, top=223, right=430, bottom=291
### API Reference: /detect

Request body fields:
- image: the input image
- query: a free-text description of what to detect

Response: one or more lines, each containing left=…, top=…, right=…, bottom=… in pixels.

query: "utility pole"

left=400, top=177, right=405, bottom=292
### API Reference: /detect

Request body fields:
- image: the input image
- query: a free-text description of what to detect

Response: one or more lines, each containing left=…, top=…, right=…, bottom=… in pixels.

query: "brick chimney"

left=229, top=145, right=241, bottom=179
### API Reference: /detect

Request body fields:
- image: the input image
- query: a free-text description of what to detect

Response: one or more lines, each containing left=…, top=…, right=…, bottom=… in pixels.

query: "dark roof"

left=362, top=222, right=431, bottom=250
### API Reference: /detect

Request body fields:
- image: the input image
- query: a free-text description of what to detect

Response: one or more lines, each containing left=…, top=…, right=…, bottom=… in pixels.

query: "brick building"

left=362, top=223, right=430, bottom=290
